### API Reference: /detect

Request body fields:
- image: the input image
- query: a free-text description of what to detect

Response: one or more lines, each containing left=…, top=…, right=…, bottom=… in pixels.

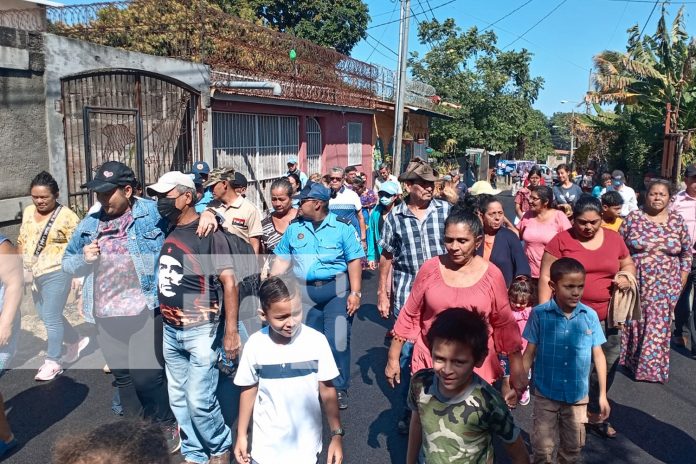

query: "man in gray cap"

left=379, top=157, right=451, bottom=433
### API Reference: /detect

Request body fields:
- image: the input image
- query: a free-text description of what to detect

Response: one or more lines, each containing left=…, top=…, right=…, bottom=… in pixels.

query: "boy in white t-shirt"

left=234, top=276, right=343, bottom=464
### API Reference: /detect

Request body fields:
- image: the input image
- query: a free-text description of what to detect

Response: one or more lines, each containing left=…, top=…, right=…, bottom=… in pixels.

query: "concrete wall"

left=0, top=26, right=46, bottom=239
left=42, top=33, right=212, bottom=201
left=212, top=98, right=374, bottom=183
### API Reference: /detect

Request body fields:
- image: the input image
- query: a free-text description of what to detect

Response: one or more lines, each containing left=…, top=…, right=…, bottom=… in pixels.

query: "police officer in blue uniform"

left=271, top=182, right=365, bottom=409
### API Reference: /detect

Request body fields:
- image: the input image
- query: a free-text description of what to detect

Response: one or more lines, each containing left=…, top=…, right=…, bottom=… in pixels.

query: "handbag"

left=24, top=205, right=63, bottom=285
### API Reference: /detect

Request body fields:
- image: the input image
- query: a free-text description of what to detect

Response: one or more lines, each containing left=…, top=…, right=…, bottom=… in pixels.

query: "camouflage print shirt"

left=407, top=369, right=520, bottom=464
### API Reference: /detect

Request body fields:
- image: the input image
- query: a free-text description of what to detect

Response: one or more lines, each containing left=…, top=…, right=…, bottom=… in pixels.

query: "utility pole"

left=570, top=107, right=575, bottom=167
left=392, top=0, right=410, bottom=176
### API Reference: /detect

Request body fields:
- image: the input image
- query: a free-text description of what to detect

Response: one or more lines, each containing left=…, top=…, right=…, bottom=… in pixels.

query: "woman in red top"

left=384, top=208, right=527, bottom=394
left=538, top=195, right=635, bottom=438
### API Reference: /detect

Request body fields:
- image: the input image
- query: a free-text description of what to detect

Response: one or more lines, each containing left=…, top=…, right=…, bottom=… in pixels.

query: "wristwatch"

left=350, top=291, right=362, bottom=298
left=331, top=427, right=345, bottom=437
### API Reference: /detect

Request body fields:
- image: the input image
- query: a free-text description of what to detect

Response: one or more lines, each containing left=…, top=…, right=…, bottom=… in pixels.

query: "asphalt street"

left=2, top=190, right=696, bottom=463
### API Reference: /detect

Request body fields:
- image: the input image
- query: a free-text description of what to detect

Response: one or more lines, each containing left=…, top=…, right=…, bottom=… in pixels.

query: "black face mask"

left=157, top=197, right=182, bottom=223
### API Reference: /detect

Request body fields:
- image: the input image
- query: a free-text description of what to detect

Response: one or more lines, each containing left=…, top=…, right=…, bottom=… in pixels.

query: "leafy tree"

left=408, top=18, right=549, bottom=159
left=54, top=0, right=369, bottom=57
left=585, top=5, right=696, bottom=181
left=247, top=0, right=369, bottom=55
left=549, top=112, right=572, bottom=150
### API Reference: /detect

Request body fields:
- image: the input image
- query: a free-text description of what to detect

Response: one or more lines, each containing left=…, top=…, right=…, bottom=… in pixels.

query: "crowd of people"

left=0, top=155, right=694, bottom=464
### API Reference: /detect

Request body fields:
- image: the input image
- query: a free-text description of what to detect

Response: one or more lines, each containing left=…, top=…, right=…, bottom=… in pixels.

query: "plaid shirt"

left=379, top=198, right=450, bottom=313
left=523, top=299, right=606, bottom=404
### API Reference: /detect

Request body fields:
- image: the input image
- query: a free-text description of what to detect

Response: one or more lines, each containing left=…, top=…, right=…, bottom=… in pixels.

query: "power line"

left=364, top=39, right=398, bottom=62
left=462, top=11, right=591, bottom=72
left=365, top=1, right=399, bottom=61
left=502, top=0, right=569, bottom=49
left=423, top=0, right=437, bottom=20
left=482, top=0, right=536, bottom=32
left=607, top=0, right=696, bottom=3
left=637, top=0, right=661, bottom=42
left=366, top=31, right=399, bottom=57
left=605, top=0, right=629, bottom=48
left=367, top=0, right=458, bottom=30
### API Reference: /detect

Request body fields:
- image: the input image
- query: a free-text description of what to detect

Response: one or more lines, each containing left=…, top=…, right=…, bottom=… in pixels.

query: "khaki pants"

left=532, top=394, right=588, bottom=464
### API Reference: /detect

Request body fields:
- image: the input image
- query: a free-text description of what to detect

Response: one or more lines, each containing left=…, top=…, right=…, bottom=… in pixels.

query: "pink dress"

left=518, top=210, right=571, bottom=277
left=393, top=257, right=523, bottom=384
left=513, top=306, right=531, bottom=352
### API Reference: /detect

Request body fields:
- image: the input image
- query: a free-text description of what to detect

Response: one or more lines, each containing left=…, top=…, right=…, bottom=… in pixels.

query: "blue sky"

left=351, top=0, right=696, bottom=116
left=57, top=0, right=695, bottom=116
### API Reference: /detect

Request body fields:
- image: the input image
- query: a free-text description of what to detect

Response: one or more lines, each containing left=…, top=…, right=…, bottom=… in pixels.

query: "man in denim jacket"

left=63, top=161, right=180, bottom=450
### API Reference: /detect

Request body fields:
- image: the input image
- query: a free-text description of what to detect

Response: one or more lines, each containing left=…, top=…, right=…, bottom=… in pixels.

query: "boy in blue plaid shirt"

left=523, top=258, right=610, bottom=463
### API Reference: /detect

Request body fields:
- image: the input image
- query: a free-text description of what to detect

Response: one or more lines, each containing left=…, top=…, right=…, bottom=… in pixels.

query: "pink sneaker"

left=61, top=336, right=90, bottom=364
left=520, top=388, right=531, bottom=406
left=34, top=360, right=63, bottom=381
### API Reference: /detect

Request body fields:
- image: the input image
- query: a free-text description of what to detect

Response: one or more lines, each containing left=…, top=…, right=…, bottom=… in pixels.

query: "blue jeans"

left=399, top=341, right=414, bottom=413
left=303, top=274, right=351, bottom=391
left=163, top=322, right=233, bottom=463
left=32, top=270, right=79, bottom=361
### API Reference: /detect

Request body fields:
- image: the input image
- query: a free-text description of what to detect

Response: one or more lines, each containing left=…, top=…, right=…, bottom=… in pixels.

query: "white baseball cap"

left=146, top=171, right=196, bottom=196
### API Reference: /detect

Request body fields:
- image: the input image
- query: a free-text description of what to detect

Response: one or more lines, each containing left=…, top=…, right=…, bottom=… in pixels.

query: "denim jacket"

left=62, top=199, right=168, bottom=323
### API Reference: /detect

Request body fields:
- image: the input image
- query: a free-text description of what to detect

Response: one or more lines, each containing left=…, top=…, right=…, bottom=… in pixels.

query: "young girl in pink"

left=500, top=276, right=535, bottom=406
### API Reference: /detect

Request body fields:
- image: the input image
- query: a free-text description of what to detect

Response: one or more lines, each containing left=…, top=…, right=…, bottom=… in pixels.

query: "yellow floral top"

left=17, top=204, right=80, bottom=277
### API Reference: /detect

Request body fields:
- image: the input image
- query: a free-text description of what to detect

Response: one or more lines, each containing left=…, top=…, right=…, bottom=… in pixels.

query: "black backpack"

left=200, top=229, right=260, bottom=300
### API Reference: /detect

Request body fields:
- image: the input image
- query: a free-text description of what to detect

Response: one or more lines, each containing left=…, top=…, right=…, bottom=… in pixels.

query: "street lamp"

left=560, top=100, right=579, bottom=167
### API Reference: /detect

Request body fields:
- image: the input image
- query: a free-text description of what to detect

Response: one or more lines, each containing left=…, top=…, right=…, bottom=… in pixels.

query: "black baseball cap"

left=82, top=161, right=136, bottom=193
left=685, top=165, right=696, bottom=178
left=232, top=172, right=248, bottom=188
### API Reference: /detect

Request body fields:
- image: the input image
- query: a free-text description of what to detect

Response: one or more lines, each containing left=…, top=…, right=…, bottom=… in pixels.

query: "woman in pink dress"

left=518, top=185, right=571, bottom=278
left=384, top=208, right=527, bottom=392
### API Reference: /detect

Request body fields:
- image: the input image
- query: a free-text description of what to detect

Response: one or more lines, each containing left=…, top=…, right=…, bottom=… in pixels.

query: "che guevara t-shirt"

left=158, top=219, right=234, bottom=327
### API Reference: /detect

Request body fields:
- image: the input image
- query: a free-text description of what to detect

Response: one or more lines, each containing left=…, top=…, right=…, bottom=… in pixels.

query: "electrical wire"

left=366, top=31, right=399, bottom=57
left=365, top=1, right=399, bottom=61
left=482, top=0, right=536, bottom=32
left=502, top=0, right=569, bottom=49
left=367, top=0, right=458, bottom=30
left=637, top=0, right=661, bottom=42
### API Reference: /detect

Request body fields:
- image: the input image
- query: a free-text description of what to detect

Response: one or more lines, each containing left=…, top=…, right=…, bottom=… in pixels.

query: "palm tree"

left=587, top=5, right=696, bottom=128
left=584, top=5, right=696, bottom=178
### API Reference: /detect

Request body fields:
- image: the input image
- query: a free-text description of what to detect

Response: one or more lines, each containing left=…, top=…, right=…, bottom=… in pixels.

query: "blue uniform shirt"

left=273, top=213, right=365, bottom=281
left=195, top=188, right=214, bottom=213
left=523, top=299, right=606, bottom=404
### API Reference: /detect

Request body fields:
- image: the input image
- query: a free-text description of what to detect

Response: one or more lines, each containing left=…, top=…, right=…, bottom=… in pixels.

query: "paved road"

left=3, top=191, right=696, bottom=463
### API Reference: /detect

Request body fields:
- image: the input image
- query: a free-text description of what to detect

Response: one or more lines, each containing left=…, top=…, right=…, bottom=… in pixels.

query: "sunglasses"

left=329, top=177, right=343, bottom=181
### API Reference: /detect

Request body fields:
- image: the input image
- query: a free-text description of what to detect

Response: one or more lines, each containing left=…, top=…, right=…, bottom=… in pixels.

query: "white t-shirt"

left=607, top=184, right=638, bottom=217
left=329, top=186, right=363, bottom=233
left=234, top=324, right=339, bottom=464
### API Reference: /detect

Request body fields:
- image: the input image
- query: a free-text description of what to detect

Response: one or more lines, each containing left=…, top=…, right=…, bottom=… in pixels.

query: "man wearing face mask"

left=366, top=181, right=400, bottom=270
left=147, top=171, right=239, bottom=464
left=62, top=161, right=179, bottom=452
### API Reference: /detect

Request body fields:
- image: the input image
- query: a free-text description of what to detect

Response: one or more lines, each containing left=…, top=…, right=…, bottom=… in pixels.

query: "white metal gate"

left=213, top=112, right=299, bottom=210
left=306, top=117, right=322, bottom=175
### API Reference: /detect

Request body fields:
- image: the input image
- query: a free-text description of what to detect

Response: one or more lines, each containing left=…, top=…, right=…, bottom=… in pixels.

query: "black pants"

left=95, top=309, right=174, bottom=424
left=674, top=273, right=696, bottom=354
left=588, top=321, right=620, bottom=414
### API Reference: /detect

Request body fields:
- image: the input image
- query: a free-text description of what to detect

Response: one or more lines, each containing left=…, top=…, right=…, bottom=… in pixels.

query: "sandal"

left=586, top=421, right=617, bottom=439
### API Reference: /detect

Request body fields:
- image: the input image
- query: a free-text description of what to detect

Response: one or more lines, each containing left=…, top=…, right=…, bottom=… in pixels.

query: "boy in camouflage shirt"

left=407, top=309, right=529, bottom=464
